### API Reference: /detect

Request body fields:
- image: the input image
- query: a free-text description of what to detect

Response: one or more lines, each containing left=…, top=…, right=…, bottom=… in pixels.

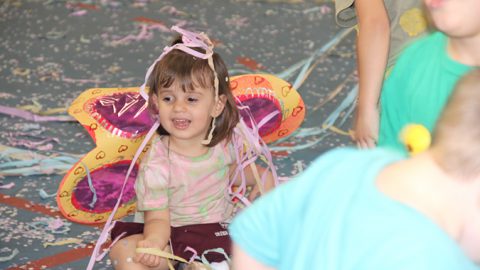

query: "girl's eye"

left=187, top=97, right=199, bottom=103
left=162, top=96, right=173, bottom=102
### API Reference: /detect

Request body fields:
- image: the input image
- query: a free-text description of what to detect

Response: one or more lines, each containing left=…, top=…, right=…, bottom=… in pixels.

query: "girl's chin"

left=425, top=0, right=444, bottom=9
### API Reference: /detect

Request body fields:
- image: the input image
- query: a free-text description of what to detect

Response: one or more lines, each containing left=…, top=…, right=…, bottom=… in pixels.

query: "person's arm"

left=231, top=163, right=275, bottom=201
left=353, top=0, right=390, bottom=148
left=134, top=209, right=171, bottom=267
left=231, top=243, right=276, bottom=270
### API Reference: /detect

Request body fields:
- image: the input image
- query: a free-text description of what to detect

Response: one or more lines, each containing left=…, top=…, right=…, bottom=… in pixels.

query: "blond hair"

left=432, top=69, right=480, bottom=179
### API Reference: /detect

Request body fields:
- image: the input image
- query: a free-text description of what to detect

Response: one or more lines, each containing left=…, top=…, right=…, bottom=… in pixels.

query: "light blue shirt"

left=229, top=148, right=479, bottom=270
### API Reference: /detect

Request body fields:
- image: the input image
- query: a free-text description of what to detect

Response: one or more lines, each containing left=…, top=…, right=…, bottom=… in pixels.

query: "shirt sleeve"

left=224, top=140, right=237, bottom=165
left=229, top=180, right=293, bottom=267
left=334, top=0, right=356, bottom=27
left=135, top=137, right=170, bottom=211
left=228, top=148, right=361, bottom=268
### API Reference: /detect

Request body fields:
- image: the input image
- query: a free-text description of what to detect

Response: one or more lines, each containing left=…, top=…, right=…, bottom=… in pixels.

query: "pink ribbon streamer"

left=0, top=182, right=15, bottom=189
left=184, top=246, right=199, bottom=263
left=0, top=105, right=74, bottom=122
left=139, top=25, right=215, bottom=100
left=86, top=121, right=160, bottom=270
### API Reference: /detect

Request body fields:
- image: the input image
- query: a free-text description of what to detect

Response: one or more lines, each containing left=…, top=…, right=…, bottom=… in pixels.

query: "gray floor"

left=0, top=0, right=357, bottom=269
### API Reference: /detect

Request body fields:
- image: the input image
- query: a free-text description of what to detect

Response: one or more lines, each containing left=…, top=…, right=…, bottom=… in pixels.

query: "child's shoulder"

left=150, top=134, right=166, bottom=148
left=212, top=137, right=246, bottom=165
left=215, top=138, right=236, bottom=158
left=144, top=134, right=168, bottom=158
left=310, top=147, right=403, bottom=171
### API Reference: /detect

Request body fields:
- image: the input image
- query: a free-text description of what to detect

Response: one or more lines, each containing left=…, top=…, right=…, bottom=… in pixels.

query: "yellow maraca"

left=400, top=124, right=431, bottom=155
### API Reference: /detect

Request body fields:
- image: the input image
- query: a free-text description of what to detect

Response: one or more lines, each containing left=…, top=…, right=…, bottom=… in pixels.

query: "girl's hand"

left=135, top=209, right=171, bottom=267
left=134, top=238, right=164, bottom=267
left=352, top=106, right=379, bottom=149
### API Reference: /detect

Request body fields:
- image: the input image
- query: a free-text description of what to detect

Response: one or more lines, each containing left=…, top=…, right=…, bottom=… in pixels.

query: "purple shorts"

left=111, top=221, right=231, bottom=263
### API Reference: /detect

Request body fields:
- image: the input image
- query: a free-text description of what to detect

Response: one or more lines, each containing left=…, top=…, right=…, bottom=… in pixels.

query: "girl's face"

left=424, top=0, right=480, bottom=38
left=155, top=80, right=225, bottom=145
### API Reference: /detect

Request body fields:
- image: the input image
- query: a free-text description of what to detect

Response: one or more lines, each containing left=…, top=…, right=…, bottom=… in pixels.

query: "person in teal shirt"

left=377, top=31, right=472, bottom=153
left=229, top=69, right=480, bottom=269
left=377, top=0, right=480, bottom=154
left=335, top=0, right=427, bottom=148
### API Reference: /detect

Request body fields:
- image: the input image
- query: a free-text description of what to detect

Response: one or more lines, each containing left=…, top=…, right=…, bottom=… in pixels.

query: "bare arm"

left=231, top=243, right=275, bottom=270
left=231, top=163, right=275, bottom=201
left=134, top=209, right=171, bottom=267
left=353, top=0, right=390, bottom=148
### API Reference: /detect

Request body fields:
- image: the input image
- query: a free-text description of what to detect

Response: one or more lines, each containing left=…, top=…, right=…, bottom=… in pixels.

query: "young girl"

left=109, top=28, right=275, bottom=270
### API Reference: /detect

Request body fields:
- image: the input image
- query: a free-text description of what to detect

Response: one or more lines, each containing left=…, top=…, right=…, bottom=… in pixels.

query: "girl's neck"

left=164, top=136, right=210, bottom=157
left=448, top=34, right=480, bottom=66
left=377, top=152, right=474, bottom=242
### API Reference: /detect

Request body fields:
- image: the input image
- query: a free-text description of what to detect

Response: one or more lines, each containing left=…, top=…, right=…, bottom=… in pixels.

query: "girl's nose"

left=172, top=100, right=187, bottom=112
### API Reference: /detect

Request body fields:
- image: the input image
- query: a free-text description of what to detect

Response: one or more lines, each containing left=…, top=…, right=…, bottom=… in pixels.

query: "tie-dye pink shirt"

left=135, top=135, right=236, bottom=227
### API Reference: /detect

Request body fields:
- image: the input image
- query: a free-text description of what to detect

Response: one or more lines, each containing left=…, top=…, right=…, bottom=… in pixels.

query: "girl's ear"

left=148, top=93, right=159, bottom=114
left=211, top=94, right=227, bottom=118
left=152, top=93, right=158, bottom=103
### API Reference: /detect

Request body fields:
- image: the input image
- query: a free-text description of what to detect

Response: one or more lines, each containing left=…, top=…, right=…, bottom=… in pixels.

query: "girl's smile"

left=172, top=118, right=191, bottom=130
left=425, top=0, right=445, bottom=9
